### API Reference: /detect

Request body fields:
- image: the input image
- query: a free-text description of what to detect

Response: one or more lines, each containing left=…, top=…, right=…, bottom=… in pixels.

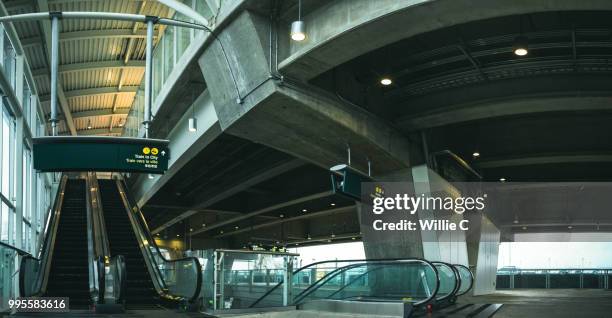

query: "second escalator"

left=98, top=179, right=161, bottom=309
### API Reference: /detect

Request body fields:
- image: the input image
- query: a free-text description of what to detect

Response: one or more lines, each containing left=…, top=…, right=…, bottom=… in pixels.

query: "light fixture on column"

left=290, top=0, right=306, bottom=41
left=513, top=35, right=528, bottom=56
left=87, top=119, right=92, bottom=130
left=188, top=91, right=197, bottom=132
left=188, top=117, right=197, bottom=132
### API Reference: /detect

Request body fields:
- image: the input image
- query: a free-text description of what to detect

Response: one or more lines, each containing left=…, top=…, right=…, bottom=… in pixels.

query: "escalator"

left=20, top=175, right=201, bottom=313
left=44, top=179, right=91, bottom=307
left=98, top=179, right=161, bottom=308
left=97, top=178, right=202, bottom=310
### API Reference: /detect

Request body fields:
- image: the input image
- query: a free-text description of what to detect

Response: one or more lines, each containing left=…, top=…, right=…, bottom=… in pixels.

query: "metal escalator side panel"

left=112, top=178, right=203, bottom=303
left=19, top=175, right=68, bottom=297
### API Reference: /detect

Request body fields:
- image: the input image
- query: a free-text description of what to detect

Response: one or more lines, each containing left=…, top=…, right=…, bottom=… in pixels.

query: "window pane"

left=2, top=109, right=10, bottom=195
left=163, top=26, right=175, bottom=82
left=0, top=203, right=5, bottom=242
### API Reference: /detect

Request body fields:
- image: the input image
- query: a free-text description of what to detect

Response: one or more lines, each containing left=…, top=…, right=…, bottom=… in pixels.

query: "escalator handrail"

left=19, top=175, right=68, bottom=297
left=431, top=261, right=460, bottom=302
left=293, top=259, right=440, bottom=306
left=115, top=178, right=203, bottom=302
left=452, top=264, right=474, bottom=296
left=250, top=257, right=433, bottom=308
left=325, top=264, right=388, bottom=300
left=88, top=173, right=128, bottom=305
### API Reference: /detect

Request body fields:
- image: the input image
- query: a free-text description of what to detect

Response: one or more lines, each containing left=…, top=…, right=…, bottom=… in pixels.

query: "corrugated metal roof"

left=6, top=0, right=172, bottom=136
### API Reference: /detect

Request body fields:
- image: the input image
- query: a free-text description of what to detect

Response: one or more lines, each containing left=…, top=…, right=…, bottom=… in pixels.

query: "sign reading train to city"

left=32, top=136, right=170, bottom=174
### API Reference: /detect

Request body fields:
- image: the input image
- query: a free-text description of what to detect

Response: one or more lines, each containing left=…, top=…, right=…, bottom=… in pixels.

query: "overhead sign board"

left=330, top=164, right=372, bottom=201
left=33, top=136, right=170, bottom=174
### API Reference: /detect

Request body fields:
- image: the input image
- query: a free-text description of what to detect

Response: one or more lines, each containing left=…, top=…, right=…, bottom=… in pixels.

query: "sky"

left=287, top=242, right=365, bottom=268
left=286, top=239, right=612, bottom=270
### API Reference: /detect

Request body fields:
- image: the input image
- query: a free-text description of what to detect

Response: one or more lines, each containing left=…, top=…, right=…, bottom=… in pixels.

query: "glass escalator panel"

left=294, top=260, right=439, bottom=306
left=433, top=262, right=459, bottom=301
left=454, top=264, right=474, bottom=296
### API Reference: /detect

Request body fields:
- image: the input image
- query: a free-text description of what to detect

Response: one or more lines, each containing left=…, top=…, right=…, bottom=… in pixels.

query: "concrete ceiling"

left=308, top=10, right=612, bottom=236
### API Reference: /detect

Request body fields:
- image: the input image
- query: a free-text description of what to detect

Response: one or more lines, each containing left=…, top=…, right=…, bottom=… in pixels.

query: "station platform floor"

left=459, top=289, right=612, bottom=317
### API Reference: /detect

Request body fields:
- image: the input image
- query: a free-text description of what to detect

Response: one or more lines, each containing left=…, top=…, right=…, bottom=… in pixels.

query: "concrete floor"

left=459, top=289, right=612, bottom=317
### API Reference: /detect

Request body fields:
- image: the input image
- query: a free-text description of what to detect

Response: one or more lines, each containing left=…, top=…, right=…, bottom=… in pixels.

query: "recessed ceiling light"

left=472, top=152, right=480, bottom=158
left=513, top=36, right=529, bottom=56
left=522, top=226, right=527, bottom=230
left=279, top=214, right=284, bottom=218
left=380, top=77, right=392, bottom=86
left=499, top=177, right=506, bottom=182
left=302, top=209, right=307, bottom=212
left=568, top=225, right=573, bottom=229
left=234, top=226, right=239, bottom=230
left=330, top=203, right=336, bottom=206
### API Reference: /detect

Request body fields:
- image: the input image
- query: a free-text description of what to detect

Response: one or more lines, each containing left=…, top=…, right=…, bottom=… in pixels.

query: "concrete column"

left=465, top=213, right=500, bottom=295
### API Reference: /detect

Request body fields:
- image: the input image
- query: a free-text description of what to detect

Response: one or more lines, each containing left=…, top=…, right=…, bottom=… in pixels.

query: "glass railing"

left=115, top=177, right=202, bottom=303
left=432, top=262, right=459, bottom=303
left=0, top=242, right=29, bottom=313
left=250, top=258, right=443, bottom=308
left=497, top=268, right=612, bottom=289
left=122, top=1, right=217, bottom=138
left=194, top=249, right=297, bottom=310
left=19, top=175, right=67, bottom=297
left=293, top=259, right=439, bottom=306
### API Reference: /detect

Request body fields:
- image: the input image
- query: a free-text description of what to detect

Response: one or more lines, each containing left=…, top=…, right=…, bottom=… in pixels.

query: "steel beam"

left=214, top=205, right=356, bottom=238
left=189, top=190, right=333, bottom=236
left=151, top=159, right=307, bottom=234
left=40, top=85, right=139, bottom=101
left=32, top=60, right=145, bottom=77
left=21, top=29, right=154, bottom=48
left=37, top=0, right=77, bottom=135
left=476, top=154, right=612, bottom=169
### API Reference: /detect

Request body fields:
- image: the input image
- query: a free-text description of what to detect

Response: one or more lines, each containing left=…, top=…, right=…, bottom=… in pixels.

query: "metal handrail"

left=19, top=175, right=68, bottom=297
left=115, top=177, right=202, bottom=303
left=430, top=150, right=482, bottom=180
left=0, top=241, right=30, bottom=256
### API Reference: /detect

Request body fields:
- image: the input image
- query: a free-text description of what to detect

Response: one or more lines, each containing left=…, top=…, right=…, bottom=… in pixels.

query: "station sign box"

left=33, top=136, right=170, bottom=174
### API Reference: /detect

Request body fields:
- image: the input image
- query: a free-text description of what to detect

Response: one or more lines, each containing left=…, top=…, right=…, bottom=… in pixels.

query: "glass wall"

left=123, top=0, right=216, bottom=137
left=0, top=20, right=53, bottom=309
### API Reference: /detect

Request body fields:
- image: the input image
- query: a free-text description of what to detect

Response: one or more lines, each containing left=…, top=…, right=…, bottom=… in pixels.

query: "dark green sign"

left=330, top=164, right=372, bottom=200
left=33, top=136, right=170, bottom=174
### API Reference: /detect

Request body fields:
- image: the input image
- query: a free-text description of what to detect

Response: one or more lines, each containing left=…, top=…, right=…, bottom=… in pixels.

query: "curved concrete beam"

left=397, top=95, right=612, bottom=131
left=278, top=0, right=612, bottom=81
